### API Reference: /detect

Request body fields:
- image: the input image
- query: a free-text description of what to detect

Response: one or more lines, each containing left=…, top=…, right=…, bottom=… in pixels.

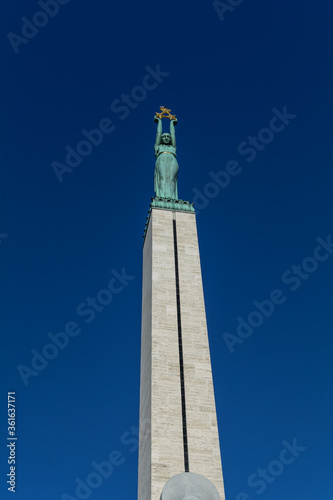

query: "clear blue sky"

left=1, top=1, right=332, bottom=499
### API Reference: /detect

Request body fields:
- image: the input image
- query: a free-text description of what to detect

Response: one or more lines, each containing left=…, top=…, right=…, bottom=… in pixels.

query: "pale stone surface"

left=138, top=208, right=225, bottom=500
left=138, top=214, right=152, bottom=500
left=175, top=212, right=225, bottom=500
left=160, top=472, right=221, bottom=500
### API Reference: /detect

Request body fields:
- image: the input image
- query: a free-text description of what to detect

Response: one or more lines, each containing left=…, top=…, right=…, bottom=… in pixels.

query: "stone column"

left=138, top=208, right=225, bottom=500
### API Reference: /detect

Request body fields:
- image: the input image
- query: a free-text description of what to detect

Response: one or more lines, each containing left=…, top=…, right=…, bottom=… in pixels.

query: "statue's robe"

left=154, top=144, right=179, bottom=199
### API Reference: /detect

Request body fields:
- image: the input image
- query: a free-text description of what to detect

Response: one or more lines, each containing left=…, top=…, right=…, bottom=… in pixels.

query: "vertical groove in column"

left=173, top=218, right=189, bottom=473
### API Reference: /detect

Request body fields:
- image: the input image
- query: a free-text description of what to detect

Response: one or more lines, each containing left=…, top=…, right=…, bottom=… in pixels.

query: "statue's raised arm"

left=154, top=116, right=162, bottom=154
left=170, top=118, right=177, bottom=149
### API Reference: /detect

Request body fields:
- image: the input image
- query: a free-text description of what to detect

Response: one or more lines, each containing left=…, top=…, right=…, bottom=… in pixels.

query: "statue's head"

left=161, top=133, right=171, bottom=145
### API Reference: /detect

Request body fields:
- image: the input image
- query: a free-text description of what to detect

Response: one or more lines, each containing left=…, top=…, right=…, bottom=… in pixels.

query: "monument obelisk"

left=138, top=107, right=225, bottom=500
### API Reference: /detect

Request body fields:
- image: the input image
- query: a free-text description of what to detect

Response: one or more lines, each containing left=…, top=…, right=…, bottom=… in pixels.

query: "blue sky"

left=1, top=1, right=332, bottom=499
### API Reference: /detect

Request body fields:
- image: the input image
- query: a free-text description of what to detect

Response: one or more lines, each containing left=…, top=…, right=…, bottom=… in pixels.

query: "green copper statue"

left=143, top=107, right=195, bottom=241
left=154, top=106, right=179, bottom=200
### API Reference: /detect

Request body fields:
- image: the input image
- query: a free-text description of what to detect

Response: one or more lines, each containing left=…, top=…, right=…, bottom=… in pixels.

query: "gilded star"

left=155, top=106, right=177, bottom=121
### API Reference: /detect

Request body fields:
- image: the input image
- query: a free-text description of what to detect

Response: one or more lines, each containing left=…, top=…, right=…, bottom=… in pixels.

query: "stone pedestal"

left=138, top=208, right=225, bottom=500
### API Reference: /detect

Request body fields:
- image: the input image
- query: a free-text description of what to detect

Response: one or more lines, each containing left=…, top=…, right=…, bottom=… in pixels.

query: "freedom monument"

left=138, top=107, right=225, bottom=500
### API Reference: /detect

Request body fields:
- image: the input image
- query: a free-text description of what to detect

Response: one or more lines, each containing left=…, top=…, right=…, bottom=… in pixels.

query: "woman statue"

left=154, top=116, right=179, bottom=200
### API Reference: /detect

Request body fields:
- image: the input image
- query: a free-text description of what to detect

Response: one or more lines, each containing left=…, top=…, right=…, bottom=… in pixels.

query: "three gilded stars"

left=155, top=106, right=177, bottom=121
